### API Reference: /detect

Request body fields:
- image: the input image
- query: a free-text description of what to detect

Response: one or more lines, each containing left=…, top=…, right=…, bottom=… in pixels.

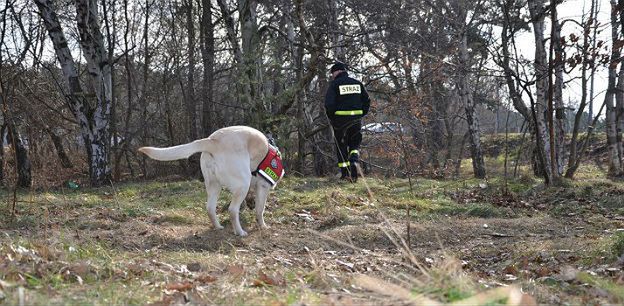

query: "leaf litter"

left=0, top=177, right=624, bottom=304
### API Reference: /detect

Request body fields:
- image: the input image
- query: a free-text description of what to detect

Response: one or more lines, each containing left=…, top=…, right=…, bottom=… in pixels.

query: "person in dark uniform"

left=324, top=61, right=370, bottom=182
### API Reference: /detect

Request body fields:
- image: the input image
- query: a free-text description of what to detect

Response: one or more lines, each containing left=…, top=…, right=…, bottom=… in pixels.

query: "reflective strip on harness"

left=335, top=110, right=363, bottom=116
left=349, top=150, right=359, bottom=156
left=254, top=145, right=285, bottom=187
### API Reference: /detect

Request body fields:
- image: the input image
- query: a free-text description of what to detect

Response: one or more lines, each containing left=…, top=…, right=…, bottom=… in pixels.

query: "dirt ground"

left=1, top=175, right=623, bottom=305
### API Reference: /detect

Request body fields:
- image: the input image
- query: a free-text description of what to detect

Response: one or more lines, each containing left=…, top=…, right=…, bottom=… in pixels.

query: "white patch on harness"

left=339, top=85, right=361, bottom=95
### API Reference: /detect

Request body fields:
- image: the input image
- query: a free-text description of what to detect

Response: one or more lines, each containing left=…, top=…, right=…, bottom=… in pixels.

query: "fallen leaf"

left=227, top=265, right=244, bottom=277
left=536, top=266, right=551, bottom=277
left=252, top=271, right=285, bottom=287
left=147, top=292, right=186, bottom=306
left=195, top=274, right=217, bottom=284
left=187, top=262, right=202, bottom=272
left=503, top=265, right=518, bottom=275
left=165, top=282, right=193, bottom=291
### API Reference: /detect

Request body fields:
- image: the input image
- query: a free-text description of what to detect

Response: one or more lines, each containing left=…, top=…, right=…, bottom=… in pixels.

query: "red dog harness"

left=253, top=145, right=284, bottom=187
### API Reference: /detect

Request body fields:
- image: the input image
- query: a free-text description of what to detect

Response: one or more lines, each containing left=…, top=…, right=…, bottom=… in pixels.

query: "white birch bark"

left=527, top=0, right=554, bottom=183
left=457, top=25, right=486, bottom=178
left=75, top=0, right=112, bottom=185
left=606, top=0, right=623, bottom=176
left=34, top=0, right=112, bottom=185
left=553, top=19, right=566, bottom=175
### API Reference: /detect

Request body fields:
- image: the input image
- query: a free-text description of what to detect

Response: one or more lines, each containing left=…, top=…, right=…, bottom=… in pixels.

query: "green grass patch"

left=153, top=213, right=195, bottom=225
left=577, top=272, right=624, bottom=303
left=610, top=232, right=624, bottom=259
left=432, top=203, right=506, bottom=218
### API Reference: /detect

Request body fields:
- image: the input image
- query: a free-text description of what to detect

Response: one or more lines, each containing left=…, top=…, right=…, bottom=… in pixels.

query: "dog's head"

left=265, top=132, right=278, bottom=148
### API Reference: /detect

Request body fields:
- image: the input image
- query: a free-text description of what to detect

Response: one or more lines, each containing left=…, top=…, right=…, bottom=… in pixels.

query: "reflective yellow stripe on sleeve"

left=334, top=110, right=363, bottom=116
left=338, top=162, right=350, bottom=168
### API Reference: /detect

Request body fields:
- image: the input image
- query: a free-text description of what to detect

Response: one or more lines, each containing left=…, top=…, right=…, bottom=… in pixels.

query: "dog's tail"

left=138, top=138, right=214, bottom=161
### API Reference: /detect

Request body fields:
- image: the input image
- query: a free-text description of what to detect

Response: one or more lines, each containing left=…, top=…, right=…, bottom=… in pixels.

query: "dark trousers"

left=331, top=117, right=362, bottom=177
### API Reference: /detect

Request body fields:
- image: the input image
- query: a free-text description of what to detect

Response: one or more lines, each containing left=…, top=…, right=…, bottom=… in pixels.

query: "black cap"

left=330, top=61, right=346, bottom=73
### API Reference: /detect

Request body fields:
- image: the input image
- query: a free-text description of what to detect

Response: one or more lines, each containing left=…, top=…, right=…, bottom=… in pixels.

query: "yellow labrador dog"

left=138, top=126, right=283, bottom=236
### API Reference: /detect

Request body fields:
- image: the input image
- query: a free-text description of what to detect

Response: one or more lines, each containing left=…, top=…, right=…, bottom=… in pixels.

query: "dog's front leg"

left=254, top=183, right=270, bottom=229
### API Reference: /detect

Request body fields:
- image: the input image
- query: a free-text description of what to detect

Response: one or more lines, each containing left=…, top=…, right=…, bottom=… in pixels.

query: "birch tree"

left=551, top=10, right=566, bottom=175
left=565, top=0, right=600, bottom=178
left=527, top=0, right=554, bottom=184
left=454, top=0, right=486, bottom=179
left=34, top=0, right=112, bottom=186
left=606, top=0, right=623, bottom=176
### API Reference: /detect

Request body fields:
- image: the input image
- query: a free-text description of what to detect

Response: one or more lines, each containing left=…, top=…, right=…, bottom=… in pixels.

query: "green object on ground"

left=67, top=180, right=79, bottom=190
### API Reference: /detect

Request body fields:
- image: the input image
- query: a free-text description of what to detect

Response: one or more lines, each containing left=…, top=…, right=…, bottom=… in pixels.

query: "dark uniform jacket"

left=324, top=72, right=370, bottom=120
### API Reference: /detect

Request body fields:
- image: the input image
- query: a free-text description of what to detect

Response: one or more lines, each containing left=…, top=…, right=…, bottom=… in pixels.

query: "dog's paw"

left=236, top=230, right=248, bottom=237
left=214, top=225, right=224, bottom=230
left=258, top=224, right=270, bottom=230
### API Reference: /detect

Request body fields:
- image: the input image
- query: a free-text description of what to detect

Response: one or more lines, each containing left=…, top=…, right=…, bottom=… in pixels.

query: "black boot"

left=340, top=167, right=350, bottom=180
left=349, top=151, right=359, bottom=182
left=350, top=163, right=358, bottom=182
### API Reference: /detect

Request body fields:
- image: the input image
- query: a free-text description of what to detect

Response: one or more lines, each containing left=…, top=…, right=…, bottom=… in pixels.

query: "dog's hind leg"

left=217, top=155, right=251, bottom=236
left=228, top=184, right=250, bottom=236
left=254, top=180, right=271, bottom=229
left=205, top=182, right=223, bottom=230
left=201, top=153, right=223, bottom=230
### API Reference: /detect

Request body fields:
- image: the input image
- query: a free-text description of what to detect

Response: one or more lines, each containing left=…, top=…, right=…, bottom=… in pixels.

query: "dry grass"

left=0, top=161, right=623, bottom=305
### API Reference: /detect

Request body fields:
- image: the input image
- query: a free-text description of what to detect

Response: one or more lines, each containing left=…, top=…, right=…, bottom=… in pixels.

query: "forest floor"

left=1, top=160, right=624, bottom=305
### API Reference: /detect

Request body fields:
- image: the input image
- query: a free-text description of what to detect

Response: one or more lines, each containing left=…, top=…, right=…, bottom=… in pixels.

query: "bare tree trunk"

left=528, top=0, right=553, bottom=184
left=457, top=27, right=486, bottom=179
left=0, top=124, right=4, bottom=185
left=327, top=0, right=344, bottom=61
left=12, top=127, right=31, bottom=188
left=200, top=0, right=215, bottom=136
left=294, top=0, right=306, bottom=173
left=566, top=1, right=595, bottom=178
left=606, top=0, right=623, bottom=176
left=185, top=0, right=198, bottom=141
left=102, top=0, right=118, bottom=178
left=454, top=131, right=469, bottom=178
left=46, top=128, right=73, bottom=168
left=117, top=0, right=134, bottom=179
left=617, top=0, right=624, bottom=173
left=588, top=0, right=599, bottom=127
left=552, top=18, right=566, bottom=176
left=615, top=63, right=624, bottom=176
left=138, top=0, right=152, bottom=178
left=35, top=0, right=112, bottom=186
left=239, top=0, right=261, bottom=124
left=75, top=0, right=113, bottom=185
left=500, top=1, right=532, bottom=123
left=216, top=0, right=242, bottom=63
